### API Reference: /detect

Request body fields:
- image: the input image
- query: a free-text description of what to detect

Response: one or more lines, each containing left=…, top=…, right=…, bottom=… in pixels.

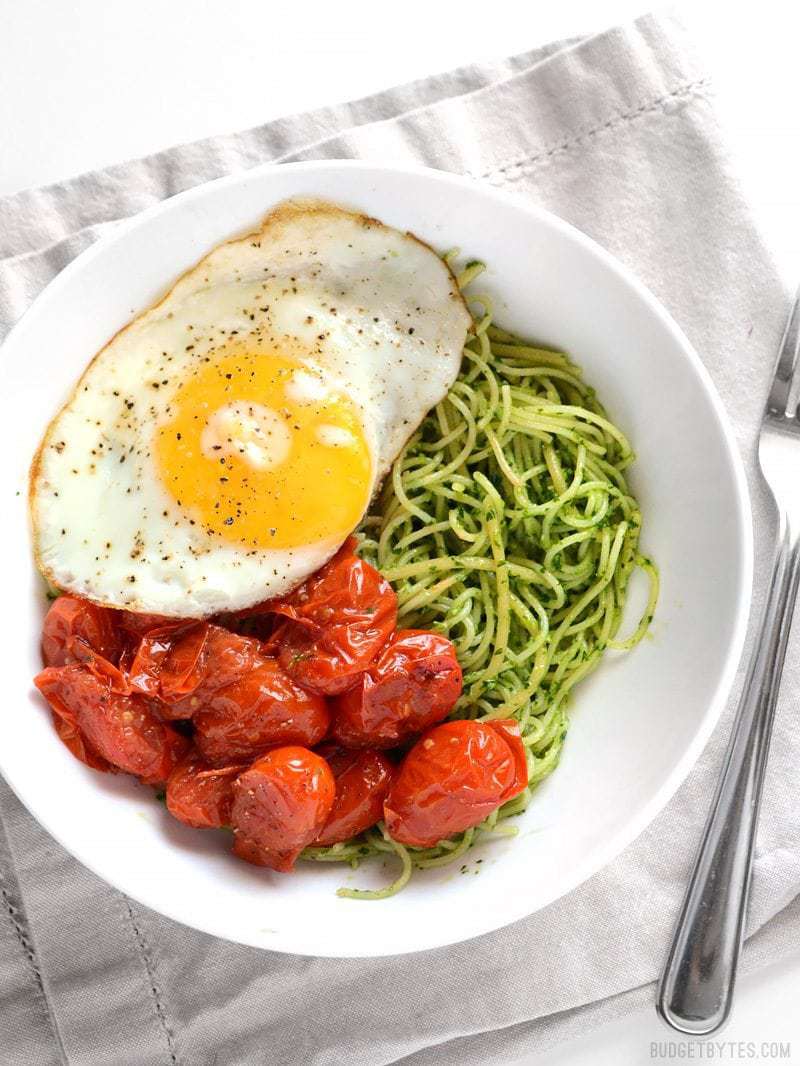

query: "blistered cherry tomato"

left=193, top=657, right=330, bottom=766
left=384, top=719, right=528, bottom=847
left=312, top=746, right=394, bottom=846
left=128, top=622, right=201, bottom=698
left=267, top=537, right=397, bottom=696
left=231, top=747, right=335, bottom=871
left=166, top=754, right=242, bottom=828
left=41, top=595, right=122, bottom=667
left=50, top=708, right=114, bottom=772
left=331, top=630, right=462, bottom=748
left=35, top=659, right=188, bottom=784
left=171, top=625, right=261, bottom=708
left=115, top=613, right=190, bottom=675
left=129, top=623, right=261, bottom=717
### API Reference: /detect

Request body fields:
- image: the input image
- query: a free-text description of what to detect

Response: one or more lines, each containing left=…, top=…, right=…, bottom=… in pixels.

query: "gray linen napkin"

left=1, top=11, right=797, bottom=1065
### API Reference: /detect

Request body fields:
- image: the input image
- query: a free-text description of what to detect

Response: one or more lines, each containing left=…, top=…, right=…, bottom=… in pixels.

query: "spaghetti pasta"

left=303, top=260, right=658, bottom=896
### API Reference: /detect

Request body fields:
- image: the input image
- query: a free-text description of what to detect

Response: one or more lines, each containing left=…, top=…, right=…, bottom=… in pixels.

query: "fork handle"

left=657, top=518, right=800, bottom=1034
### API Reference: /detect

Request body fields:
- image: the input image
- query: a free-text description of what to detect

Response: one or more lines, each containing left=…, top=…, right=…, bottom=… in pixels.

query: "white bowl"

left=0, top=161, right=751, bottom=957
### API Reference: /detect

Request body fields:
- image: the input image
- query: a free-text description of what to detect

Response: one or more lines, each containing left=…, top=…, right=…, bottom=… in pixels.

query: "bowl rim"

left=0, top=159, right=754, bottom=956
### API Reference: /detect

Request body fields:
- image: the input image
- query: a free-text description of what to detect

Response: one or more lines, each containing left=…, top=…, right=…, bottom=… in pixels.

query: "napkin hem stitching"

left=0, top=873, right=69, bottom=1064
left=124, top=897, right=179, bottom=1065
left=0, top=73, right=710, bottom=282
left=0, top=882, right=42, bottom=980
left=483, top=76, right=711, bottom=184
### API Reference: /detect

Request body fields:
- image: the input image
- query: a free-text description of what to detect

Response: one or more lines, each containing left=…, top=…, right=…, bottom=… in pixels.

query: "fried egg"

left=30, top=200, right=471, bottom=617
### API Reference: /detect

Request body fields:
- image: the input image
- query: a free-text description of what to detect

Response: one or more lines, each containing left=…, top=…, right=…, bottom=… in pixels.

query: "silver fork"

left=657, top=287, right=800, bottom=1034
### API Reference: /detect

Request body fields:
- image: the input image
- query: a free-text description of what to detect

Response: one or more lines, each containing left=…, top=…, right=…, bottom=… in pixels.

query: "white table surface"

left=2, top=1, right=800, bottom=1062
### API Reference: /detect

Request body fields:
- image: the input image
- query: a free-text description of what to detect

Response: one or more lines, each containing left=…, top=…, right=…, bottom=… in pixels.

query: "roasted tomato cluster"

left=34, top=539, right=528, bottom=872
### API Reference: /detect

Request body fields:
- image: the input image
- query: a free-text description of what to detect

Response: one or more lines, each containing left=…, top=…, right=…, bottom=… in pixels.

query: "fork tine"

left=766, top=286, right=800, bottom=417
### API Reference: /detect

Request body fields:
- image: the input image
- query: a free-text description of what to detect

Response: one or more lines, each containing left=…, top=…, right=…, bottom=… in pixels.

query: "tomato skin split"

left=331, top=630, right=462, bottom=749
left=266, top=538, right=398, bottom=696
left=41, top=595, right=122, bottom=668
left=193, top=657, right=330, bottom=767
left=166, top=754, right=243, bottom=829
left=35, top=661, right=188, bottom=785
left=313, top=746, right=394, bottom=847
left=128, top=623, right=262, bottom=718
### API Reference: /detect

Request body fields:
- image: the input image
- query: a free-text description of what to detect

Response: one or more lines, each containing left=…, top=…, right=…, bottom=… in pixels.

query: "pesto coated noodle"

left=303, top=259, right=659, bottom=898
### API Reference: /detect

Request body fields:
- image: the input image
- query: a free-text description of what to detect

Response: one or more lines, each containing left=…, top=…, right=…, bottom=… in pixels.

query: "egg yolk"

left=154, top=350, right=372, bottom=549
